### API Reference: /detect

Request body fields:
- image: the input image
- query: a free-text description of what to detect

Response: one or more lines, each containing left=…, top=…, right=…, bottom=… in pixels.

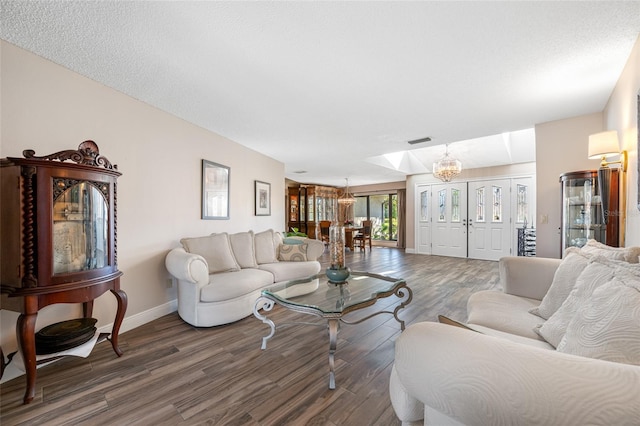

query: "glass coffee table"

left=252, top=271, right=412, bottom=389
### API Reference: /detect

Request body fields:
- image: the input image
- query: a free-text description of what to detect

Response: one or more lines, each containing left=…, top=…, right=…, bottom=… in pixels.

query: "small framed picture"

left=255, top=180, right=271, bottom=216
left=202, top=160, right=230, bottom=220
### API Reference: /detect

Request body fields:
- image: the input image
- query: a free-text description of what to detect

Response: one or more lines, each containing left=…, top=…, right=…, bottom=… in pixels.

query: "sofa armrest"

left=499, top=256, right=561, bottom=299
left=165, top=247, right=209, bottom=288
left=392, top=322, right=640, bottom=425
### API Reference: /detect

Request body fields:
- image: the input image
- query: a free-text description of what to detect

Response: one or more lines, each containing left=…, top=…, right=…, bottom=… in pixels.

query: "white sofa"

left=165, top=229, right=324, bottom=327
left=390, top=240, right=640, bottom=425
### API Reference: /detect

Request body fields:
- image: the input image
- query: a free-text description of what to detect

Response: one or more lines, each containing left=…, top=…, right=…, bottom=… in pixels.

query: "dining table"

left=343, top=226, right=364, bottom=251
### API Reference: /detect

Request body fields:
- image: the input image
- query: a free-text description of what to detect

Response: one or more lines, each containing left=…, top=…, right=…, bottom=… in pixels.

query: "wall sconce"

left=588, top=130, right=627, bottom=172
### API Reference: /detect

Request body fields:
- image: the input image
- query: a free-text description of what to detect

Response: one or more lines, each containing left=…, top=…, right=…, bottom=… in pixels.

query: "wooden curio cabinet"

left=560, top=169, right=620, bottom=251
left=0, top=141, right=127, bottom=404
left=287, top=185, right=338, bottom=238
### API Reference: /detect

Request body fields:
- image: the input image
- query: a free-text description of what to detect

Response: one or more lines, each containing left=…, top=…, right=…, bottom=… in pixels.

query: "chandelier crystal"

left=337, top=178, right=356, bottom=205
left=433, top=144, right=462, bottom=182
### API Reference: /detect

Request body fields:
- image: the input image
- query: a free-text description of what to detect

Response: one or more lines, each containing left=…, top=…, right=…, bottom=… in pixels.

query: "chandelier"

left=433, top=144, right=462, bottom=182
left=337, top=178, right=356, bottom=205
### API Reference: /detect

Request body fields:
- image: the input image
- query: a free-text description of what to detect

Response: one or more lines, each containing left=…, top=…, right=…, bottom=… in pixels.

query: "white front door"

left=416, top=185, right=431, bottom=254
left=467, top=179, right=512, bottom=261
left=431, top=183, right=468, bottom=258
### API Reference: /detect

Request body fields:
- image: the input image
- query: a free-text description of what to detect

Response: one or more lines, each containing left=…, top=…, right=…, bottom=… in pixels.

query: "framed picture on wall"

left=202, top=160, right=230, bottom=220
left=255, top=180, right=271, bottom=216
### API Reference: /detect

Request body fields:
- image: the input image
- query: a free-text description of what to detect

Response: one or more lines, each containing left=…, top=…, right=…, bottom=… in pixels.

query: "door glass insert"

left=420, top=190, right=428, bottom=221
left=492, top=186, right=502, bottom=222
left=451, top=189, right=460, bottom=222
left=438, top=189, right=446, bottom=222
left=53, top=181, right=109, bottom=274
left=476, top=187, right=485, bottom=222
left=516, top=184, right=528, bottom=223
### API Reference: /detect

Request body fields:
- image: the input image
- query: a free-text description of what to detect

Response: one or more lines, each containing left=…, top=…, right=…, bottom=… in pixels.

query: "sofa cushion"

left=535, top=257, right=639, bottom=348
left=529, top=248, right=588, bottom=320
left=278, top=243, right=308, bottom=261
left=467, top=291, right=544, bottom=341
left=180, top=233, right=239, bottom=274
left=259, top=261, right=321, bottom=283
left=468, top=324, right=555, bottom=350
left=580, top=239, right=640, bottom=263
left=556, top=274, right=640, bottom=365
left=200, top=269, right=274, bottom=302
left=229, top=231, right=258, bottom=268
left=254, top=229, right=278, bottom=264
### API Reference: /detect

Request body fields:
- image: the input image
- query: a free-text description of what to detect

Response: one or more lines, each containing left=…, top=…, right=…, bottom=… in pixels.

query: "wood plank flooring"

left=0, top=248, right=500, bottom=425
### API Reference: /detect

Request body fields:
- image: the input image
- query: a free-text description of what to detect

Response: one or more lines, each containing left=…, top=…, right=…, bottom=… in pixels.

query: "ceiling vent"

left=408, top=136, right=432, bottom=145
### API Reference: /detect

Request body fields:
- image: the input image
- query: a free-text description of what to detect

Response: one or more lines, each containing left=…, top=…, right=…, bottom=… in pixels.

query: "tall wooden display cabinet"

left=0, top=141, right=127, bottom=404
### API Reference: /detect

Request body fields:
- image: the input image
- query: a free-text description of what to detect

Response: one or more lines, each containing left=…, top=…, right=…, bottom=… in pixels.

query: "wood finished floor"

left=0, top=248, right=500, bottom=425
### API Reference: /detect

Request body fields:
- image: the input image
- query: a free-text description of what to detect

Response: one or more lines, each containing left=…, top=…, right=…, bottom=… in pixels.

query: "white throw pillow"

left=535, top=258, right=616, bottom=347
left=556, top=274, right=640, bottom=365
left=180, top=233, right=239, bottom=274
left=536, top=257, right=640, bottom=348
left=580, top=239, right=640, bottom=263
left=278, top=243, right=308, bottom=262
left=529, top=248, right=589, bottom=320
left=254, top=229, right=278, bottom=264
left=228, top=231, right=257, bottom=268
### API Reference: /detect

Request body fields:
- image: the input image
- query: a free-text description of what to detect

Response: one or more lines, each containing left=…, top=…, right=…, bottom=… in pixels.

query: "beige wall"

left=351, top=180, right=406, bottom=195
left=604, top=35, right=640, bottom=247
left=534, top=34, right=640, bottom=258
left=534, top=112, right=604, bottom=258
left=0, top=42, right=285, bottom=354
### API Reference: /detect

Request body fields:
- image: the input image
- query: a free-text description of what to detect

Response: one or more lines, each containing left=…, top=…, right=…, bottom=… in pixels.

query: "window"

left=451, top=189, right=460, bottom=222
left=354, top=193, right=398, bottom=241
left=438, top=189, right=446, bottom=222
left=492, top=185, right=502, bottom=222
left=476, top=187, right=485, bottom=222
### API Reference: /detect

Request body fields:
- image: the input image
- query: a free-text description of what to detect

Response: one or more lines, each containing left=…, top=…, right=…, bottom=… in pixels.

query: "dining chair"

left=319, top=221, right=332, bottom=246
left=353, top=220, right=372, bottom=251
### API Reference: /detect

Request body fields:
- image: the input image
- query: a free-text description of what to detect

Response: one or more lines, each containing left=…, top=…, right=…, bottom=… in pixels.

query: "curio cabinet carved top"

left=1, top=141, right=122, bottom=296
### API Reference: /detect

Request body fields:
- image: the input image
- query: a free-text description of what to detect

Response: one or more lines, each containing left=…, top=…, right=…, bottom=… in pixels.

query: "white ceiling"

left=1, top=1, right=639, bottom=187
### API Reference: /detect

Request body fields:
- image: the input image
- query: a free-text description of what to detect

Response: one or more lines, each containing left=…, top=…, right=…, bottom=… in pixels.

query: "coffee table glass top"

left=262, top=271, right=406, bottom=315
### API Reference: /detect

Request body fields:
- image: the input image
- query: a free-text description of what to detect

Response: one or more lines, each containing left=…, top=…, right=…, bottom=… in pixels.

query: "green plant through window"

left=354, top=193, right=398, bottom=241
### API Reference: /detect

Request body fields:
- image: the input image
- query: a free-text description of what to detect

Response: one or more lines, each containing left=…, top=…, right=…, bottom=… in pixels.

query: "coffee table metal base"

left=253, top=282, right=412, bottom=390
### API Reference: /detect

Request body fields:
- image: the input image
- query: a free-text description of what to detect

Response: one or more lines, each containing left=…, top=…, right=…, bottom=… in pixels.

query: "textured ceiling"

left=1, top=1, right=639, bottom=186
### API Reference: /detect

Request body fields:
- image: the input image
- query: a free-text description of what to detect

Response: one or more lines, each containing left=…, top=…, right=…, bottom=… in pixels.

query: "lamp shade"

left=588, top=131, right=620, bottom=159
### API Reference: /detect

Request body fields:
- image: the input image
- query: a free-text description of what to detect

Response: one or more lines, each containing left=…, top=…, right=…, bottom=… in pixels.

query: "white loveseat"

left=165, top=229, right=324, bottom=327
left=390, top=240, right=640, bottom=425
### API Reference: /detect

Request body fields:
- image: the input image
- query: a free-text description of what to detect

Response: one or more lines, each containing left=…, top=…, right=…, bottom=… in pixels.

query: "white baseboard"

left=405, top=248, right=416, bottom=254
left=1, top=299, right=178, bottom=384
left=97, top=299, right=178, bottom=335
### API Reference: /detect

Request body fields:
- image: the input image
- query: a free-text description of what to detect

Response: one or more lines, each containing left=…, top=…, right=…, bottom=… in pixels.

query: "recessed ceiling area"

left=1, top=1, right=639, bottom=187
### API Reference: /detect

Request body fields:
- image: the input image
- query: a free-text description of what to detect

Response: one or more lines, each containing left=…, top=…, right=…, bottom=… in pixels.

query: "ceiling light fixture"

left=433, top=144, right=462, bottom=182
left=337, top=178, right=356, bottom=205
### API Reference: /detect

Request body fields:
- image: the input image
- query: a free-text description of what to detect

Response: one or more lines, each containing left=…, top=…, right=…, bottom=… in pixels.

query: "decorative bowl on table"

left=326, top=267, right=350, bottom=284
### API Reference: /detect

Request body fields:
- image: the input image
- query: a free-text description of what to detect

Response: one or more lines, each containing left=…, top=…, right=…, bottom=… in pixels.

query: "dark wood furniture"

left=353, top=220, right=372, bottom=251
left=0, top=141, right=127, bottom=404
left=318, top=220, right=332, bottom=245
left=287, top=185, right=338, bottom=239
left=343, top=226, right=363, bottom=251
left=560, top=169, right=620, bottom=251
